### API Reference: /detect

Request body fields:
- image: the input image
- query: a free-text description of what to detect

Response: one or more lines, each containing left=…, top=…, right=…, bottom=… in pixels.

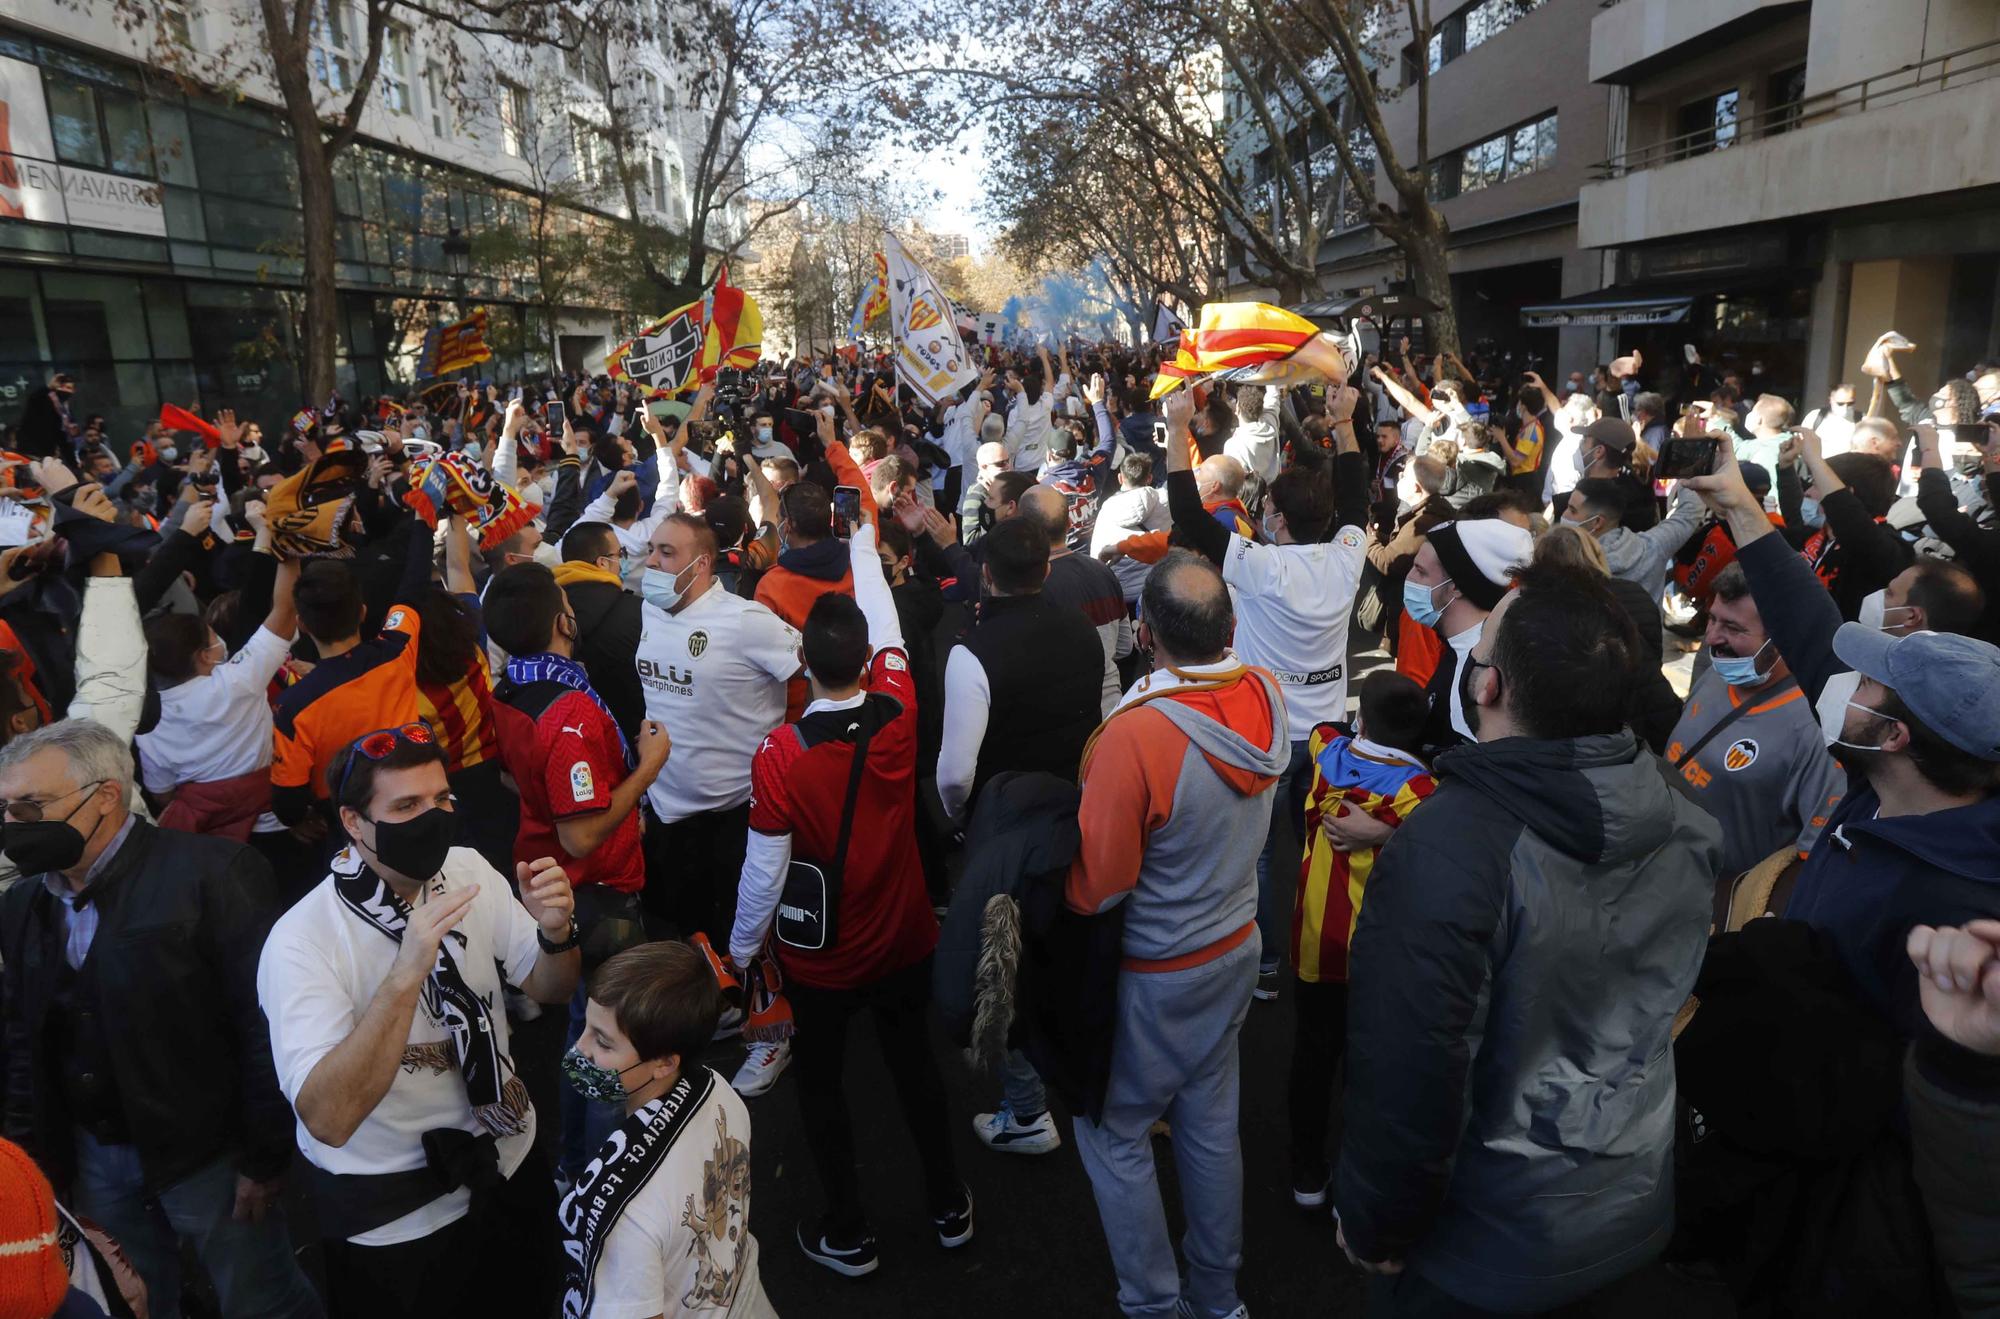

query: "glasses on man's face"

left=2, top=779, right=106, bottom=823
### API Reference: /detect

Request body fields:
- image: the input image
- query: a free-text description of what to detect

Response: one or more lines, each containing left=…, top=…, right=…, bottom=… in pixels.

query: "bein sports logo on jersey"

left=1723, top=738, right=1759, bottom=772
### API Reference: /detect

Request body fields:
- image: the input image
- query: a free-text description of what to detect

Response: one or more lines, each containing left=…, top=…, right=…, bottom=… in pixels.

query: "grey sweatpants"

left=1072, top=931, right=1260, bottom=1319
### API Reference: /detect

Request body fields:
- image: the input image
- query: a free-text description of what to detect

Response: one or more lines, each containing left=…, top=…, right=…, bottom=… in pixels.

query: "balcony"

left=1579, top=36, right=2000, bottom=248
left=1590, top=0, right=1809, bottom=85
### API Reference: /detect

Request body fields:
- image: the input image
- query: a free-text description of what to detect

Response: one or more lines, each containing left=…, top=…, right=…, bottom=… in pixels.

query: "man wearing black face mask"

left=258, top=724, right=580, bottom=1315
left=0, top=718, right=321, bottom=1319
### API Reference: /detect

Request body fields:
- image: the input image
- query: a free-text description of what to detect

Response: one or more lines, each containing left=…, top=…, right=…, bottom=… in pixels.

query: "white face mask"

left=1815, top=669, right=1892, bottom=751
left=1856, top=588, right=1916, bottom=634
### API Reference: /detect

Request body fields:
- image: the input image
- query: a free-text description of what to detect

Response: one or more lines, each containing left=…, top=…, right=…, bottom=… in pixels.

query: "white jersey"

left=137, top=623, right=293, bottom=833
left=1221, top=524, right=1369, bottom=741
left=579, top=1071, right=775, bottom=1319
left=1006, top=393, right=1053, bottom=471
left=257, top=846, right=543, bottom=1246
left=637, top=582, right=800, bottom=823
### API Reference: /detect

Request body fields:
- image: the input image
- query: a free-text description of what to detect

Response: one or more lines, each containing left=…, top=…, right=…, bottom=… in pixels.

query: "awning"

left=1289, top=292, right=1437, bottom=325
left=1520, top=286, right=1692, bottom=328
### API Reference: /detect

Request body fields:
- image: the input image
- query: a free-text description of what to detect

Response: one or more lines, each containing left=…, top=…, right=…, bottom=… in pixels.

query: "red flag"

left=159, top=403, right=221, bottom=446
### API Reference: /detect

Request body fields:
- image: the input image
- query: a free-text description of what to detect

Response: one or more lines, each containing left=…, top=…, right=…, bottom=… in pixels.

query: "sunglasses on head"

left=334, top=722, right=436, bottom=803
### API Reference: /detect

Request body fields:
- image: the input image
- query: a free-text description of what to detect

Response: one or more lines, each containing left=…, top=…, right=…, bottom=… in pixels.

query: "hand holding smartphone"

left=831, top=485, right=863, bottom=540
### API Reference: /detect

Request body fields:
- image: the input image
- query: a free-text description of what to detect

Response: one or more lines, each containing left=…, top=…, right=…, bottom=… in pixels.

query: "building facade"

left=1221, top=0, right=1613, bottom=375
left=0, top=0, right=736, bottom=436
left=1566, top=0, right=2000, bottom=407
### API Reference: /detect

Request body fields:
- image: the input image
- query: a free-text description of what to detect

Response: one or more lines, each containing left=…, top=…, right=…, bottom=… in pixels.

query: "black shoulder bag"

left=1672, top=677, right=1798, bottom=770
left=775, top=714, right=875, bottom=952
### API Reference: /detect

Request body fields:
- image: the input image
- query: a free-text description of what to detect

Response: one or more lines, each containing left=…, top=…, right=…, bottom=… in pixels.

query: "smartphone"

left=832, top=485, right=863, bottom=541
left=1152, top=420, right=1169, bottom=448
left=1656, top=436, right=1720, bottom=480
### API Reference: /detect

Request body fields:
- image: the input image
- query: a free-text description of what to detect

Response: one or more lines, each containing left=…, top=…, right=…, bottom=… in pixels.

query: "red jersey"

left=491, top=680, right=644, bottom=894
left=749, top=647, right=936, bottom=990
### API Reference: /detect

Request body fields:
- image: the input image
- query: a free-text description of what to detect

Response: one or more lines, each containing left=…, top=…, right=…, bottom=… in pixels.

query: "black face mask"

left=977, top=503, right=997, bottom=532
left=1, top=787, right=107, bottom=875
left=1457, top=653, right=1489, bottom=741
left=366, top=807, right=456, bottom=880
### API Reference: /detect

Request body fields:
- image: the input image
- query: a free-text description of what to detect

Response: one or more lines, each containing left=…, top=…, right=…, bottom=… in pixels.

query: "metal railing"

left=1593, top=36, right=2000, bottom=177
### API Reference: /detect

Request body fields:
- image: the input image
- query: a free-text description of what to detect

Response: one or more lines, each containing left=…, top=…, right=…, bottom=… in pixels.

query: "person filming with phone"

left=1557, top=417, right=1706, bottom=611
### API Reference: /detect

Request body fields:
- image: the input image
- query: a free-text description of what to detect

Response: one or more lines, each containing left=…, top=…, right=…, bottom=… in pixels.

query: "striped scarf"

left=504, top=652, right=632, bottom=767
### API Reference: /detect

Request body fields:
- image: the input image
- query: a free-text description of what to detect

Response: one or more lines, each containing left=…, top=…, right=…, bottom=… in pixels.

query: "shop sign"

left=0, top=56, right=167, bottom=238
left=1620, top=233, right=1789, bottom=284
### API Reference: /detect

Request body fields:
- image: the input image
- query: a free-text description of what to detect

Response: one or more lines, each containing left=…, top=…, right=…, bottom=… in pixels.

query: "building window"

left=1675, top=88, right=1739, bottom=160
left=652, top=155, right=667, bottom=210
left=500, top=80, right=530, bottom=156
left=570, top=116, right=597, bottom=185
left=380, top=26, right=412, bottom=115
left=1428, top=109, right=1555, bottom=201
left=1405, top=0, right=1542, bottom=80
left=44, top=72, right=155, bottom=177
left=313, top=0, right=357, bottom=94
left=1767, top=65, right=1807, bottom=136
left=423, top=61, right=449, bottom=136
left=158, top=0, right=193, bottom=46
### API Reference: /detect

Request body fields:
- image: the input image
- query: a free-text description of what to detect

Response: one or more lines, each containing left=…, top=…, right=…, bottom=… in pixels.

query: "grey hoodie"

left=1336, top=731, right=1720, bottom=1310
left=1597, top=488, right=1704, bottom=603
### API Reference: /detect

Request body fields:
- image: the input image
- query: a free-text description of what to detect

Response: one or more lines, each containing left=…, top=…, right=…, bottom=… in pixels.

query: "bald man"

left=1020, top=485, right=1133, bottom=715
left=959, top=440, right=1014, bottom=545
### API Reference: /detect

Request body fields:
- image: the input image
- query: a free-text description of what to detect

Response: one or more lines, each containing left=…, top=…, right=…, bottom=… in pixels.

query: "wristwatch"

left=537, top=917, right=581, bottom=954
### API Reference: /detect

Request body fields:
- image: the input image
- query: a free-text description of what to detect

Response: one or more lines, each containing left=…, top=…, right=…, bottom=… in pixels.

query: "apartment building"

left=1222, top=0, right=1613, bottom=374
left=0, top=0, right=733, bottom=433
left=1563, top=0, right=2000, bottom=405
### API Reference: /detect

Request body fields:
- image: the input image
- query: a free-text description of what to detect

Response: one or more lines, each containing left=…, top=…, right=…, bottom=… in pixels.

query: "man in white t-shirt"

left=634, top=510, right=801, bottom=945
left=1162, top=381, right=1369, bottom=1002
left=1004, top=347, right=1057, bottom=472
left=559, top=941, right=775, bottom=1319
left=257, top=724, right=581, bottom=1317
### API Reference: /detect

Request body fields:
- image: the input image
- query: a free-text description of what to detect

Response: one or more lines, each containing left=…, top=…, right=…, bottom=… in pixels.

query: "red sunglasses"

left=335, top=722, right=436, bottom=802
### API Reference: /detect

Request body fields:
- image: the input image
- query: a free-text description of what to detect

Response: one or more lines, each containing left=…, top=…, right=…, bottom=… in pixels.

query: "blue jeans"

left=1071, top=933, right=1259, bottom=1318
left=1000, top=1048, right=1047, bottom=1117
left=70, top=1131, right=322, bottom=1319
left=559, top=980, right=627, bottom=1179
left=1254, top=739, right=1314, bottom=973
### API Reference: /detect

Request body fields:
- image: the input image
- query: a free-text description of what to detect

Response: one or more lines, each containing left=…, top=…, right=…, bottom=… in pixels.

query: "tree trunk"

left=297, top=143, right=340, bottom=401
left=1403, top=212, right=1461, bottom=362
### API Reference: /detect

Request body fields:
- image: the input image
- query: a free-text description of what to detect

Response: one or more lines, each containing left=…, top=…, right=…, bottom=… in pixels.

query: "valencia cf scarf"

left=332, top=849, right=531, bottom=1139
left=403, top=450, right=536, bottom=550
left=558, top=1069, right=716, bottom=1318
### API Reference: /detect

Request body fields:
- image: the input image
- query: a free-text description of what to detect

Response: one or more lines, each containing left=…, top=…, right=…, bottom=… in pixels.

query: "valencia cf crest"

left=688, top=629, right=709, bottom=658
left=1723, top=737, right=1759, bottom=772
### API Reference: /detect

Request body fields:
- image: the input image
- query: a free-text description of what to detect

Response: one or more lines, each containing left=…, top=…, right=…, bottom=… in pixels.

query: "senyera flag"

left=417, top=309, right=493, bottom=379
left=610, top=268, right=764, bottom=398
left=848, top=251, right=889, bottom=340
left=1191, top=302, right=1319, bottom=372
left=1148, top=330, right=1202, bottom=400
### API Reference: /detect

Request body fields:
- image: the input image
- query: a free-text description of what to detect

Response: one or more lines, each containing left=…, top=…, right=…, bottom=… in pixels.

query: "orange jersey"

left=272, top=603, right=422, bottom=799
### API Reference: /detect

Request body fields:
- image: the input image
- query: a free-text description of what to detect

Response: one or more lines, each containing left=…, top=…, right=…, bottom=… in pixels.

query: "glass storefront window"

left=163, top=187, right=206, bottom=242
left=144, top=281, right=193, bottom=358
left=0, top=270, right=46, bottom=365
left=47, top=78, right=106, bottom=168
left=148, top=104, right=200, bottom=187
left=41, top=272, right=153, bottom=363
left=191, top=112, right=297, bottom=205
left=102, top=92, right=152, bottom=175
left=203, top=196, right=302, bottom=252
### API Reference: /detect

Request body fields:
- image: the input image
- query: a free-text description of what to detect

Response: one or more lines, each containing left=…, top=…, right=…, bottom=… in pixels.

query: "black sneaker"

left=933, top=1184, right=975, bottom=1248
left=797, top=1220, right=880, bottom=1277
left=1253, top=969, right=1281, bottom=1002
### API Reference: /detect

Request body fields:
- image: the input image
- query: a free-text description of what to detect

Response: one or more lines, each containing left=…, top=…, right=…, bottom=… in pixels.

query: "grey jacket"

left=1598, top=488, right=1703, bottom=604
left=1334, top=731, right=1720, bottom=1311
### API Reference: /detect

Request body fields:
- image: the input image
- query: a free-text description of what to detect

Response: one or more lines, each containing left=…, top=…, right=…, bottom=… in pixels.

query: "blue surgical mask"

left=1799, top=497, right=1825, bottom=528
left=1403, top=577, right=1454, bottom=629
left=1710, top=638, right=1772, bottom=688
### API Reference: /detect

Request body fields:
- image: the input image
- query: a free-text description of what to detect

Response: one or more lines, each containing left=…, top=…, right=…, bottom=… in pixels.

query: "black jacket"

left=2, top=821, right=293, bottom=1193
left=566, top=577, right=646, bottom=741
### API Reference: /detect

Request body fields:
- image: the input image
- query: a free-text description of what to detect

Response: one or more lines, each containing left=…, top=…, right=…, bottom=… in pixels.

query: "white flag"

left=1152, top=300, right=1186, bottom=346
left=882, top=233, right=978, bottom=407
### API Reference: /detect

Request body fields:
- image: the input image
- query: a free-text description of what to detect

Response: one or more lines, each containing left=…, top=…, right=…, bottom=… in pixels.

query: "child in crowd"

left=558, top=942, right=776, bottom=1318
left=1286, top=669, right=1436, bottom=1207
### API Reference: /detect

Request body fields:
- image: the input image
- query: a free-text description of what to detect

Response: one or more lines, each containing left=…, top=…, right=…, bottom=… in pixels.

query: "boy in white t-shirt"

left=559, top=942, right=776, bottom=1318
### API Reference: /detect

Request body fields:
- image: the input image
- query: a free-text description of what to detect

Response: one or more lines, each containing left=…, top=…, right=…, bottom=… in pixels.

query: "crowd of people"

left=0, top=317, right=1996, bottom=1319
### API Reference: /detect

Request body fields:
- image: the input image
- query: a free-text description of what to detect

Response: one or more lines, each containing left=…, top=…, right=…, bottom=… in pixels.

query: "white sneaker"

left=711, top=1006, right=744, bottom=1041
left=972, top=1105, right=1061, bottom=1155
left=732, top=1040, right=791, bottom=1097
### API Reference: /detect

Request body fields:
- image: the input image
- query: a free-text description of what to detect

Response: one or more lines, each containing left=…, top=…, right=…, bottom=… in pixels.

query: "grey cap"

left=1832, top=623, right=2000, bottom=761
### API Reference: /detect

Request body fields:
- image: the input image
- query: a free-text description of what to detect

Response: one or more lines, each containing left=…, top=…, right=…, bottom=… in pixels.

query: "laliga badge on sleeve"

left=570, top=761, right=594, bottom=799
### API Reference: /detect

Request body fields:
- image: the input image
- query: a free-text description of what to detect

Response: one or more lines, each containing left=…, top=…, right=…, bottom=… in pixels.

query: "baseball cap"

left=1580, top=417, right=1636, bottom=452
left=1832, top=623, right=2000, bottom=761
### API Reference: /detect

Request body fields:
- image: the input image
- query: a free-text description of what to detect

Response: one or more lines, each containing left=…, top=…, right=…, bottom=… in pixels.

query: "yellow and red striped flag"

left=1190, top=301, right=1319, bottom=372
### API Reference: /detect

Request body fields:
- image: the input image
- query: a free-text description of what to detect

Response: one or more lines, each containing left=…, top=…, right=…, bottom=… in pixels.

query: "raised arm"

left=1163, top=389, right=1231, bottom=566
left=1371, top=366, right=1438, bottom=427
